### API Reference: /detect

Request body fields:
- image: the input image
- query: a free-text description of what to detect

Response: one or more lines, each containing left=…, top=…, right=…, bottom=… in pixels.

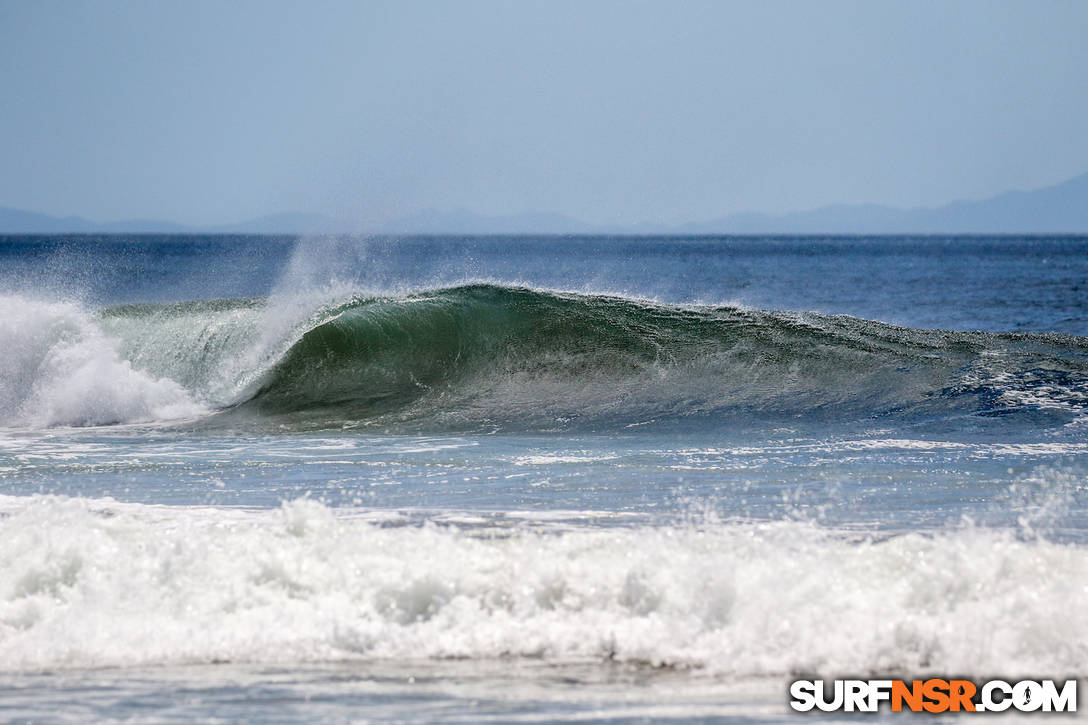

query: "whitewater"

left=1, top=235, right=1086, bottom=722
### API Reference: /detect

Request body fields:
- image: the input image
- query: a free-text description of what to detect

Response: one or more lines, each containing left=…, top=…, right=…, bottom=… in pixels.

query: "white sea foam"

left=0, top=296, right=203, bottom=428
left=1, top=494, right=1085, bottom=676
left=514, top=454, right=620, bottom=465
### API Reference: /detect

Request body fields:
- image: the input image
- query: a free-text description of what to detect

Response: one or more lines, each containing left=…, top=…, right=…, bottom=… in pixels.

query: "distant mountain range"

left=4, top=172, right=1088, bottom=234
left=679, top=171, right=1088, bottom=234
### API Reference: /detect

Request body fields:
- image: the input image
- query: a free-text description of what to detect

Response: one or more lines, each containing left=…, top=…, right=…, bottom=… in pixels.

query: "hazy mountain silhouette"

left=377, top=208, right=591, bottom=234
left=3, top=172, right=1088, bottom=234
left=0, top=207, right=190, bottom=233
left=682, top=171, right=1088, bottom=234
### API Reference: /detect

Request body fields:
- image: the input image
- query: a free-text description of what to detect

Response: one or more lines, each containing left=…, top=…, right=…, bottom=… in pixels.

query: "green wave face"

left=93, top=284, right=1088, bottom=433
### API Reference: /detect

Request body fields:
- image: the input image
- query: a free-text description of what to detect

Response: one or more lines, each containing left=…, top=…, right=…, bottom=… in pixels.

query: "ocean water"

left=1, top=235, right=1087, bottom=723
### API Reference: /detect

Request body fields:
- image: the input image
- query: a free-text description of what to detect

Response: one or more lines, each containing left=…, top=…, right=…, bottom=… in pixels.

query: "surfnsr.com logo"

left=789, top=679, right=1077, bottom=713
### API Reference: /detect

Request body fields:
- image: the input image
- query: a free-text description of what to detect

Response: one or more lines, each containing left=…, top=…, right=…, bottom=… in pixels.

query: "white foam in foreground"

left=1, top=494, right=1086, bottom=676
left=0, top=296, right=203, bottom=427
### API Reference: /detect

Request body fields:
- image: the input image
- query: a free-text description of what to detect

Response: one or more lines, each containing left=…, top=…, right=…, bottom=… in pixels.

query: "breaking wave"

left=2, top=285, right=1087, bottom=431
left=1, top=494, right=1085, bottom=675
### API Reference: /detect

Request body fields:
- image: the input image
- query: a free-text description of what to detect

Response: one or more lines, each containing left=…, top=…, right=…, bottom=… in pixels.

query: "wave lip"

left=1, top=495, right=1086, bottom=676
left=234, top=284, right=1088, bottom=432
left=4, top=284, right=1088, bottom=431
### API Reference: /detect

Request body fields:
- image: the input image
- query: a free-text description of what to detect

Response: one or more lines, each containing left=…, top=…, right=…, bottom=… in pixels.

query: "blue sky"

left=1, top=0, right=1086, bottom=227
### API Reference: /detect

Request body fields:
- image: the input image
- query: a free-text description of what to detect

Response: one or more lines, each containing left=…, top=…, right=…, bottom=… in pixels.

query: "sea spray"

left=0, top=295, right=203, bottom=427
left=3, top=284, right=1088, bottom=431
left=1, top=493, right=1086, bottom=676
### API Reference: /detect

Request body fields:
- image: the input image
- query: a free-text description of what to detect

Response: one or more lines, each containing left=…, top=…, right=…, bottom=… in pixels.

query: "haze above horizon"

left=2, top=0, right=1086, bottom=229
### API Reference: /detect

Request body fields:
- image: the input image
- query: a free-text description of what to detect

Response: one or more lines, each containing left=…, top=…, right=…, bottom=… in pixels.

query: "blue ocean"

left=1, top=235, right=1087, bottom=722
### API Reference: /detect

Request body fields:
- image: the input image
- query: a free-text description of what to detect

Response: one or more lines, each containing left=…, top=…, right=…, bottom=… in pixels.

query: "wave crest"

left=4, top=285, right=1087, bottom=431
